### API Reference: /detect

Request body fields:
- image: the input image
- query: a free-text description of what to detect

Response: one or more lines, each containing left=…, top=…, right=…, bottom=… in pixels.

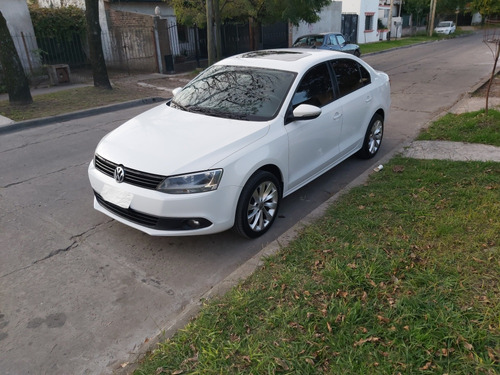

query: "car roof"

left=214, top=48, right=354, bottom=73
left=295, top=32, right=339, bottom=38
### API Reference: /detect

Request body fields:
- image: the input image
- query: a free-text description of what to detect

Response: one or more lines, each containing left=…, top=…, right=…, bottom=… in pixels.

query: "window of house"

left=365, top=14, right=374, bottom=31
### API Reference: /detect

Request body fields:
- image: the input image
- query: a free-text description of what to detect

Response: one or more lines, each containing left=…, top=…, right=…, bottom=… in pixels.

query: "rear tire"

left=357, top=114, right=383, bottom=159
left=234, top=171, right=281, bottom=238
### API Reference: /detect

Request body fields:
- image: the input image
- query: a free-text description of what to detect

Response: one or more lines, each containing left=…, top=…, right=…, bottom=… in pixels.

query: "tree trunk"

left=206, top=0, right=215, bottom=66
left=214, top=0, right=222, bottom=61
left=84, top=0, right=112, bottom=90
left=484, top=41, right=499, bottom=116
left=0, top=11, right=33, bottom=105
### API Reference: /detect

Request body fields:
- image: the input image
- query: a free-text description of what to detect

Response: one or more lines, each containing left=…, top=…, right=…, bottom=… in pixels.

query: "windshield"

left=171, top=65, right=296, bottom=121
left=438, top=22, right=451, bottom=27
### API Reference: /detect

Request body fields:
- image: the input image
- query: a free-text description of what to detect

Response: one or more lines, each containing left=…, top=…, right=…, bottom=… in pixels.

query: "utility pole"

left=428, top=0, right=437, bottom=36
left=206, top=0, right=214, bottom=65
left=388, top=0, right=394, bottom=40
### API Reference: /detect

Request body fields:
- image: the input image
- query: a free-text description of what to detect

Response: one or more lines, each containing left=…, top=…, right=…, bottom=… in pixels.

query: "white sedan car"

left=434, top=21, right=456, bottom=35
left=88, top=49, right=390, bottom=238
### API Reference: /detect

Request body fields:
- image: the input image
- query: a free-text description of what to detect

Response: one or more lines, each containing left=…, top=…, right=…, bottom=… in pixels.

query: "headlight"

left=157, top=169, right=223, bottom=194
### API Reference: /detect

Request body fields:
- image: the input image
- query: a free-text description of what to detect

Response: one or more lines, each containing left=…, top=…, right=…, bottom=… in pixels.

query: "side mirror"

left=286, top=104, right=322, bottom=124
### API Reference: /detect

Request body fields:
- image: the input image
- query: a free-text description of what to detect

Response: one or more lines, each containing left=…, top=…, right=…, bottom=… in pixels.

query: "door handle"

left=333, top=112, right=342, bottom=120
left=365, top=95, right=373, bottom=103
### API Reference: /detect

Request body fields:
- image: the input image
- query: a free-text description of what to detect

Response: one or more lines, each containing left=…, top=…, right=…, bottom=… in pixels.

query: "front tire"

left=357, top=114, right=383, bottom=159
left=234, top=171, right=281, bottom=238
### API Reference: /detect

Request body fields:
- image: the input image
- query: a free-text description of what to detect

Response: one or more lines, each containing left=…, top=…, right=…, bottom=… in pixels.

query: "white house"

left=379, top=0, right=403, bottom=39
left=342, top=0, right=380, bottom=44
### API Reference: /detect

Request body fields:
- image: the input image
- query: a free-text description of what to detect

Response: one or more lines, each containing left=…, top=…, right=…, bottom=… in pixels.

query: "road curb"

left=0, top=97, right=167, bottom=136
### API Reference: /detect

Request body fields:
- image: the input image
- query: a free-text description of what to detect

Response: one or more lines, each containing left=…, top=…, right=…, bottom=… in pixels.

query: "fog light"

left=187, top=219, right=201, bottom=228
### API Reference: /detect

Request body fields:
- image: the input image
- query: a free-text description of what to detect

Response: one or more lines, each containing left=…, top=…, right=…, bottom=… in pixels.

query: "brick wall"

left=104, top=6, right=157, bottom=72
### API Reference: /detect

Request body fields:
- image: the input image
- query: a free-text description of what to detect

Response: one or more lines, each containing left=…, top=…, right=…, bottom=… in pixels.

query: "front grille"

left=94, top=191, right=212, bottom=231
left=94, top=154, right=166, bottom=190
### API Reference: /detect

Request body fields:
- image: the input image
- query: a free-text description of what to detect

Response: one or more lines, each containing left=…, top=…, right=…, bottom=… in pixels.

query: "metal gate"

left=341, top=14, right=359, bottom=44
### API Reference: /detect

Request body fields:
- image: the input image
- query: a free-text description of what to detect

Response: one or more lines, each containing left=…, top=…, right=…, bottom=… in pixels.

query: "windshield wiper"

left=188, top=106, right=248, bottom=120
left=170, top=99, right=188, bottom=112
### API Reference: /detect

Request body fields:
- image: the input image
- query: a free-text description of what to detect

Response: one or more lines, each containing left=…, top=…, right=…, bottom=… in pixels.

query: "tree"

left=0, top=11, right=33, bottom=105
left=470, top=0, right=500, bottom=18
left=84, top=0, right=111, bottom=89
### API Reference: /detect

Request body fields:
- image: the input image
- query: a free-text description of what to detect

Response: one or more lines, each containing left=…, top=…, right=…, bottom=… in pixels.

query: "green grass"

left=0, top=85, right=158, bottom=122
left=360, top=29, right=471, bottom=55
left=136, top=159, right=499, bottom=375
left=418, top=110, right=500, bottom=146
left=133, top=112, right=500, bottom=374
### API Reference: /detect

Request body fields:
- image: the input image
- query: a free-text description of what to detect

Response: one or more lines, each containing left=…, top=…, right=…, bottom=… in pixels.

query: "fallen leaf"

left=392, top=165, right=405, bottom=173
left=275, top=357, right=290, bottom=370
left=361, top=291, right=368, bottom=302
left=354, top=336, right=380, bottom=347
left=487, top=347, right=499, bottom=363
left=377, top=315, right=390, bottom=324
left=419, top=361, right=432, bottom=370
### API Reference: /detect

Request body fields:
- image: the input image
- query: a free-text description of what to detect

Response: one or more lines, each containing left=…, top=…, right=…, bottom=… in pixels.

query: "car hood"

left=95, top=103, right=270, bottom=175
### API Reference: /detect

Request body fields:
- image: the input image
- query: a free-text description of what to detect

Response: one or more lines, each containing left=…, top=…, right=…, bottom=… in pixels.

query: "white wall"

left=291, top=1, right=342, bottom=43
left=0, top=0, right=41, bottom=72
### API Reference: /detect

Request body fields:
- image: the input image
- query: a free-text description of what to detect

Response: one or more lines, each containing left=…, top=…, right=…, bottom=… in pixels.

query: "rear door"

left=330, top=58, right=374, bottom=156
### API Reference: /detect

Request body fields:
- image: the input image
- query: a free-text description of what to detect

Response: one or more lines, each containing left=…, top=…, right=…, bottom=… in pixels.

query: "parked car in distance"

left=88, top=49, right=390, bottom=238
left=292, top=33, right=361, bottom=57
left=434, top=21, right=456, bottom=35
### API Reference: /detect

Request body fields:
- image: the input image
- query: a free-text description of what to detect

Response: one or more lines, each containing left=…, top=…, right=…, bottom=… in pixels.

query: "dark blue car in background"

left=292, top=33, right=361, bottom=57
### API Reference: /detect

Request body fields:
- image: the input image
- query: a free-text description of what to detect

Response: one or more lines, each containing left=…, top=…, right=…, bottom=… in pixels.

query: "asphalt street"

left=0, top=32, right=498, bottom=375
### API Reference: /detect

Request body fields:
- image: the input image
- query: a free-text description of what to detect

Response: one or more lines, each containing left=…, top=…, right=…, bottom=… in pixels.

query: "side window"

left=336, top=34, right=346, bottom=45
left=359, top=64, right=371, bottom=87
left=292, top=63, right=334, bottom=108
left=330, top=59, right=371, bottom=98
left=329, top=35, right=338, bottom=46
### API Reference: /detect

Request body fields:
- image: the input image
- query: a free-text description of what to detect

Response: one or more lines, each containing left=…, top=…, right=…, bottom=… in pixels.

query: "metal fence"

left=7, top=21, right=289, bottom=78
left=10, top=27, right=158, bottom=76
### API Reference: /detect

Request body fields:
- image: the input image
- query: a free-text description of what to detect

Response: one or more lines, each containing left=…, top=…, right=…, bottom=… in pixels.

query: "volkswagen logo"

left=114, top=166, right=125, bottom=183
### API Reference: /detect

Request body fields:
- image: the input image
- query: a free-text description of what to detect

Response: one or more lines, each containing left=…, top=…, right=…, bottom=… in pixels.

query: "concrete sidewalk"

left=402, top=140, right=500, bottom=162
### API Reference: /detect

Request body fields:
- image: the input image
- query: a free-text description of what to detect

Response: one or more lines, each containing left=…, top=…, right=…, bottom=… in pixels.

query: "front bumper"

left=88, top=161, right=240, bottom=236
